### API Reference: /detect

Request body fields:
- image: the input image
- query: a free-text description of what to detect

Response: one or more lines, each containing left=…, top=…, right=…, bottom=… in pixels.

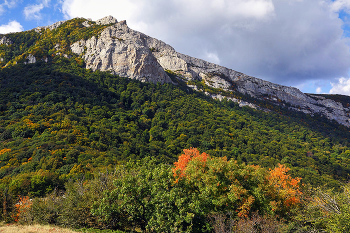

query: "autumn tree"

left=173, top=148, right=303, bottom=223
left=266, top=164, right=303, bottom=217
left=12, top=196, right=32, bottom=223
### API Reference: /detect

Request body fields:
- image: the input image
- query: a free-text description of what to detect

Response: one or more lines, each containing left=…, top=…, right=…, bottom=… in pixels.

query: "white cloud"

left=60, top=0, right=350, bottom=91
left=204, top=52, right=221, bottom=65
left=41, top=0, right=51, bottom=7
left=0, top=5, right=5, bottom=16
left=4, top=0, right=20, bottom=9
left=331, top=0, right=350, bottom=13
left=0, top=20, right=23, bottom=34
left=316, top=87, right=322, bottom=94
left=24, top=4, right=45, bottom=20
left=23, top=0, right=51, bottom=21
left=61, top=0, right=275, bottom=21
left=0, top=0, right=20, bottom=16
left=330, top=77, right=350, bottom=95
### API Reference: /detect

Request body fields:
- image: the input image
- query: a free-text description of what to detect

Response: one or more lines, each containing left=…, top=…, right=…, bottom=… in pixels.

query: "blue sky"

left=0, top=0, right=62, bottom=31
left=1, top=0, right=350, bottom=95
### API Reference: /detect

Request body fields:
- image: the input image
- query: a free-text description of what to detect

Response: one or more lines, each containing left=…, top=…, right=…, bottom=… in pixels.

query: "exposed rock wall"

left=34, top=20, right=68, bottom=32
left=25, top=54, right=36, bottom=64
left=69, top=16, right=350, bottom=127
left=0, top=36, right=12, bottom=45
left=96, top=16, right=118, bottom=25
left=71, top=19, right=172, bottom=84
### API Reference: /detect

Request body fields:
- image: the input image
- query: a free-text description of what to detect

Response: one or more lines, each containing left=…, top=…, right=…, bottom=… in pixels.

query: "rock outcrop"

left=71, top=19, right=172, bottom=84
left=24, top=54, right=36, bottom=64
left=0, top=36, right=12, bottom=46
left=69, top=16, right=350, bottom=127
left=82, top=21, right=91, bottom=27
left=35, top=20, right=68, bottom=32
left=96, top=16, right=118, bottom=25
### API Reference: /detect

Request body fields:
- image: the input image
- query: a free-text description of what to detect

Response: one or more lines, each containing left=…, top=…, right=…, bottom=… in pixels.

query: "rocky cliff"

left=69, top=16, right=350, bottom=127
left=35, top=20, right=68, bottom=33
left=71, top=18, right=172, bottom=84
left=0, top=36, right=12, bottom=46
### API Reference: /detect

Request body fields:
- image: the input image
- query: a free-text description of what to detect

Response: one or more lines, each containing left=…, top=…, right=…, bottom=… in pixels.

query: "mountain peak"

left=95, top=15, right=118, bottom=25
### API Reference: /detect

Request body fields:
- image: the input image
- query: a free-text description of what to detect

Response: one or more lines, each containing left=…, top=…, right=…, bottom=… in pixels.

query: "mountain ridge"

left=1, top=15, right=350, bottom=127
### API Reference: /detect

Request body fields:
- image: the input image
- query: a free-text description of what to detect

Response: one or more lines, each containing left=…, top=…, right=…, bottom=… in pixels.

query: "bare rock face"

left=0, top=36, right=12, bottom=45
left=233, top=77, right=350, bottom=126
left=71, top=20, right=172, bottom=84
left=69, top=16, right=350, bottom=127
left=82, top=21, right=91, bottom=27
left=142, top=30, right=350, bottom=126
left=96, top=16, right=118, bottom=25
left=35, top=20, right=68, bottom=32
left=24, top=54, right=36, bottom=64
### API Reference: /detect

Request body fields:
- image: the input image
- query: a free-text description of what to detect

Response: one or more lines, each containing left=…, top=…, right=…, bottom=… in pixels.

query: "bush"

left=27, top=173, right=116, bottom=229
left=92, top=158, right=191, bottom=232
left=30, top=191, right=62, bottom=225
left=302, top=183, right=350, bottom=232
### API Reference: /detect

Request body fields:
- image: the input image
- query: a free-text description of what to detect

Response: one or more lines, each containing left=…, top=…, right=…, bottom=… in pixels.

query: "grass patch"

left=0, top=224, right=79, bottom=233
left=0, top=224, right=126, bottom=233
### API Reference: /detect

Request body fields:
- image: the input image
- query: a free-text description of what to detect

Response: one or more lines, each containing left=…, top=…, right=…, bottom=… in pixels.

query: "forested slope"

left=1, top=56, right=350, bottom=195
left=1, top=17, right=350, bottom=232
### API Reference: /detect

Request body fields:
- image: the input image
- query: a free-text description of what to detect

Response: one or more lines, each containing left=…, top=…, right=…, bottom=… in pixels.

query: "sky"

left=1, top=0, right=350, bottom=95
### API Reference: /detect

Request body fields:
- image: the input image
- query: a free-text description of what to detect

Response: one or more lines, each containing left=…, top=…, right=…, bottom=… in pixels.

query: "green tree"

left=303, top=183, right=350, bottom=232
left=92, top=158, right=195, bottom=232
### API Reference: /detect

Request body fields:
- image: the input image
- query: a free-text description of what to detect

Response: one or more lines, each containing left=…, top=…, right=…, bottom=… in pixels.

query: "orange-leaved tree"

left=267, top=164, right=303, bottom=215
left=172, top=148, right=303, bottom=221
left=172, top=148, right=267, bottom=219
left=12, top=196, right=32, bottom=223
left=172, top=147, right=209, bottom=183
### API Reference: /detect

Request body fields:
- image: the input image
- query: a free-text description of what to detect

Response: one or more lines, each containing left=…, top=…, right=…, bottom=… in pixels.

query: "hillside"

left=0, top=16, right=350, bottom=232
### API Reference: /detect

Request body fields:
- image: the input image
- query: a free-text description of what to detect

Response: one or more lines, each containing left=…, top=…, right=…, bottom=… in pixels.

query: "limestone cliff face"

left=35, top=20, right=68, bottom=33
left=0, top=36, right=12, bottom=46
left=71, top=19, right=172, bottom=84
left=69, top=16, right=350, bottom=127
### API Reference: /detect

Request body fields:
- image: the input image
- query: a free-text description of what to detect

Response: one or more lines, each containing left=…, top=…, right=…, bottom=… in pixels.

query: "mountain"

left=2, top=16, right=350, bottom=127
left=1, top=15, right=350, bottom=199
left=2, top=16, right=350, bottom=231
left=71, top=16, right=350, bottom=127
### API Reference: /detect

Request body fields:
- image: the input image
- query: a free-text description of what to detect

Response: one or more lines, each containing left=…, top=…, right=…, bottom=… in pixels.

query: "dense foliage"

left=0, top=17, right=350, bottom=232
left=12, top=150, right=350, bottom=232
left=1, top=58, right=349, bottom=195
left=11, top=151, right=303, bottom=232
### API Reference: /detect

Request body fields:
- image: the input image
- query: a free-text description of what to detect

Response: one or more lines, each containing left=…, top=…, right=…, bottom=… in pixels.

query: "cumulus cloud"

left=60, top=0, right=350, bottom=89
left=330, top=77, right=350, bottom=95
left=61, top=0, right=275, bottom=21
left=331, top=0, right=350, bottom=13
left=316, top=87, right=322, bottom=94
left=0, top=20, right=23, bottom=34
